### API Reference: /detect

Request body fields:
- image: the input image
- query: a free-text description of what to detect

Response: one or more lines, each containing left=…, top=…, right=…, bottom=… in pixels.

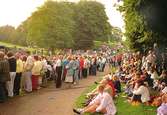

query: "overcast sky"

left=0, top=0, right=124, bottom=29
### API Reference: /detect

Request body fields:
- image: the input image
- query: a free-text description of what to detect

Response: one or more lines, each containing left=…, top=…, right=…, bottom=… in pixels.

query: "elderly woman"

left=74, top=84, right=116, bottom=115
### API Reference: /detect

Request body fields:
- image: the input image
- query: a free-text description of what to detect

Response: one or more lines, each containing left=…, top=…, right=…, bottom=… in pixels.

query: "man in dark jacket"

left=0, top=51, right=10, bottom=103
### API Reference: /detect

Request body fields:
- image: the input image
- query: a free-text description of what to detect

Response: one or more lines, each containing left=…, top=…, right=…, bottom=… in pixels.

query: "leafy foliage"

left=0, top=25, right=27, bottom=46
left=120, top=0, right=167, bottom=52
left=73, top=1, right=111, bottom=49
left=26, top=1, right=75, bottom=49
left=0, top=1, right=111, bottom=49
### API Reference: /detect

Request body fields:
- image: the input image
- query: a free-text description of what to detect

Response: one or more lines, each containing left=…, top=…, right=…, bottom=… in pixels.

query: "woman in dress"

left=65, top=57, right=74, bottom=88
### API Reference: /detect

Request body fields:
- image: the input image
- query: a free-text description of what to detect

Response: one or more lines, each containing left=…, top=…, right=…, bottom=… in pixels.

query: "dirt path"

left=0, top=66, right=110, bottom=115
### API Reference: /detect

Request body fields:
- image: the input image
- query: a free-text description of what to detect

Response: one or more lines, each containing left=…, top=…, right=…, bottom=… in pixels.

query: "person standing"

left=79, top=56, right=84, bottom=79
left=73, top=56, right=80, bottom=85
left=23, top=51, right=34, bottom=92
left=65, top=57, right=74, bottom=87
left=14, top=53, right=23, bottom=95
left=6, top=52, right=16, bottom=97
left=31, top=55, right=43, bottom=90
left=82, top=57, right=89, bottom=78
left=91, top=57, right=97, bottom=76
left=62, top=56, right=68, bottom=81
left=101, top=56, right=106, bottom=72
left=0, top=51, right=10, bottom=103
left=55, top=56, right=63, bottom=88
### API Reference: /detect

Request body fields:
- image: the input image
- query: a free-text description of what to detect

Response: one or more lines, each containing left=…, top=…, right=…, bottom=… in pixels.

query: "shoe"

left=37, top=87, right=41, bottom=90
left=94, top=81, right=99, bottom=84
left=73, top=108, right=83, bottom=114
left=73, top=108, right=81, bottom=114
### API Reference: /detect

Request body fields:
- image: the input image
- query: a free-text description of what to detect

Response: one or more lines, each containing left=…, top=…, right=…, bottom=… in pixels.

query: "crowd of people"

left=0, top=49, right=110, bottom=103
left=73, top=44, right=167, bottom=115
left=0, top=43, right=167, bottom=115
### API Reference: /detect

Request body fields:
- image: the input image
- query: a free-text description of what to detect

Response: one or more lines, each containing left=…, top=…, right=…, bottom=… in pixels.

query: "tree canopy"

left=26, top=1, right=75, bottom=49
left=0, top=1, right=112, bottom=50
left=24, top=0, right=111, bottom=49
left=0, top=25, right=27, bottom=46
left=120, top=0, right=167, bottom=52
left=73, top=1, right=111, bottom=49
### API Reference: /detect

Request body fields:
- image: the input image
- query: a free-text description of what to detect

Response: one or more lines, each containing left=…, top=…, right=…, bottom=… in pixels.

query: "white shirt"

left=89, top=92, right=116, bottom=115
left=55, top=59, right=62, bottom=67
left=102, top=58, right=106, bottom=64
left=162, top=87, right=167, bottom=94
left=24, top=56, right=34, bottom=71
left=133, top=86, right=150, bottom=103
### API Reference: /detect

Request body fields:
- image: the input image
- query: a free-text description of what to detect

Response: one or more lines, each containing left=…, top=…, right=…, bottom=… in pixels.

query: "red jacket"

left=108, top=80, right=116, bottom=97
left=79, top=58, right=84, bottom=70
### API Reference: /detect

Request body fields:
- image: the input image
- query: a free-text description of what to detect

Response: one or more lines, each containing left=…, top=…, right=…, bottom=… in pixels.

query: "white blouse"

left=89, top=92, right=116, bottom=115
left=133, top=86, right=150, bottom=103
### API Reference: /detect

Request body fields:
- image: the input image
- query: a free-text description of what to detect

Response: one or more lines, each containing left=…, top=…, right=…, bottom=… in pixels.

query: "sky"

left=0, top=0, right=124, bottom=29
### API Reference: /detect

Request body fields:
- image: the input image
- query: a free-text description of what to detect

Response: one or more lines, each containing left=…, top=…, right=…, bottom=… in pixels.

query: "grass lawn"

left=115, top=93, right=157, bottom=115
left=75, top=83, right=157, bottom=115
left=0, top=41, right=35, bottom=51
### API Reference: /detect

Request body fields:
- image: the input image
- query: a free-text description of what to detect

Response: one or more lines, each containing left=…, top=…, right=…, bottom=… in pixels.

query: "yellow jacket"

left=32, top=61, right=43, bottom=75
left=16, top=59, right=23, bottom=73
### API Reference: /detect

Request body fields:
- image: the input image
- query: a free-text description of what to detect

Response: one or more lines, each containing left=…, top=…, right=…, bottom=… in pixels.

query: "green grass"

left=75, top=82, right=102, bottom=115
left=0, top=41, right=34, bottom=51
left=75, top=85, right=157, bottom=115
left=75, top=67, right=157, bottom=115
left=115, top=93, right=157, bottom=115
left=75, top=79, right=157, bottom=115
left=0, top=41, right=66, bottom=55
left=75, top=83, right=97, bottom=108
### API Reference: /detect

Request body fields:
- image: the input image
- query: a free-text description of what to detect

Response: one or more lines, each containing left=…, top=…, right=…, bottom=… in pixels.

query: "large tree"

left=26, top=1, right=75, bottom=49
left=0, top=21, right=28, bottom=46
left=0, top=25, right=15, bottom=43
left=73, top=1, right=111, bottom=49
left=120, top=0, right=167, bottom=52
left=16, top=1, right=111, bottom=49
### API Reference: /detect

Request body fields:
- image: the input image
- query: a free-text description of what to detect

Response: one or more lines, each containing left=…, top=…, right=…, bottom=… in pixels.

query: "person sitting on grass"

left=86, top=74, right=116, bottom=98
left=112, top=75, right=121, bottom=93
left=157, top=94, right=167, bottom=115
left=151, top=83, right=167, bottom=107
left=73, top=84, right=116, bottom=115
left=131, top=80, right=150, bottom=105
